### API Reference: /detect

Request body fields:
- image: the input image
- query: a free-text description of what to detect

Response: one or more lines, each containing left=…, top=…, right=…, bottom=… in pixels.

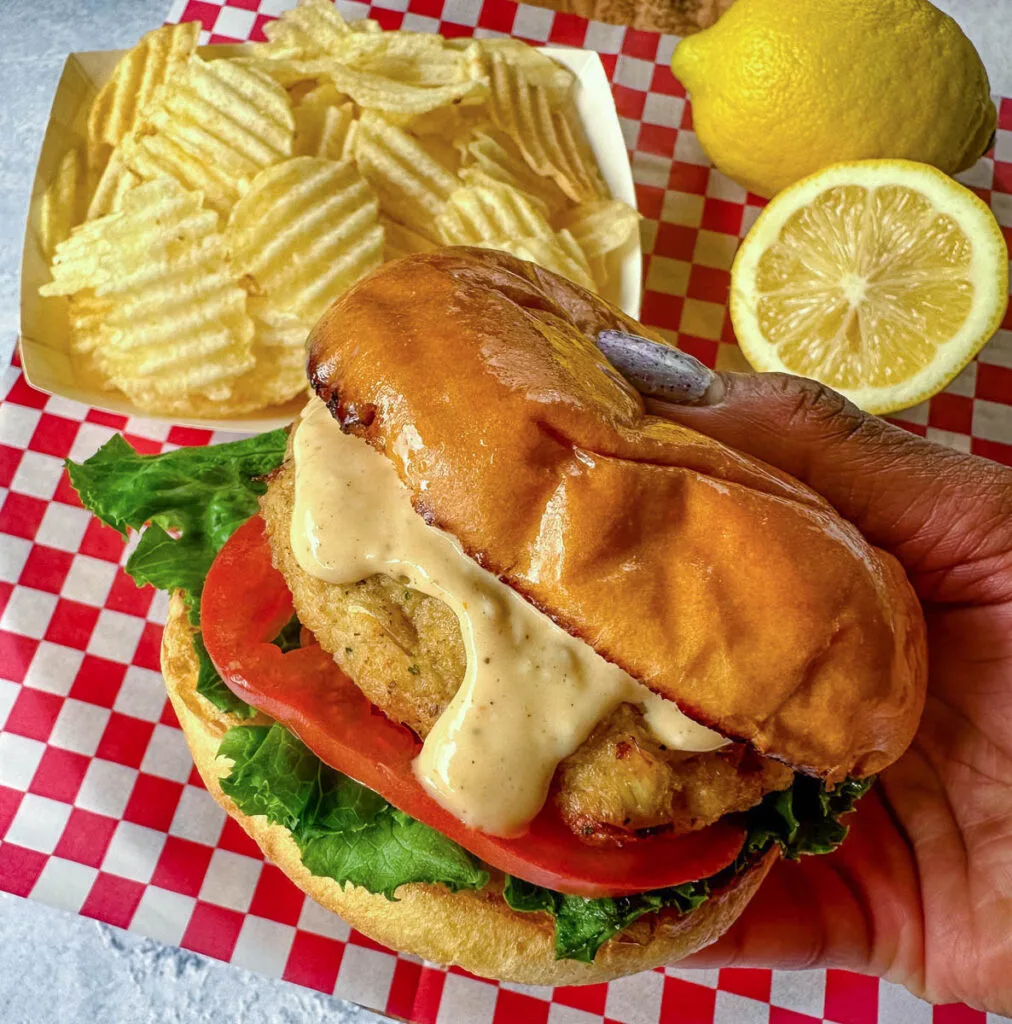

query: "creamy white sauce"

left=291, top=397, right=726, bottom=837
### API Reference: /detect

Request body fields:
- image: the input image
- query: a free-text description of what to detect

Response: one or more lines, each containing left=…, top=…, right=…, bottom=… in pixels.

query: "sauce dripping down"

left=291, top=397, right=726, bottom=837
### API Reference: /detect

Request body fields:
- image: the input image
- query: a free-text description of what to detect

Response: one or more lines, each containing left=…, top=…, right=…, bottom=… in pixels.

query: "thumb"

left=596, top=331, right=1012, bottom=603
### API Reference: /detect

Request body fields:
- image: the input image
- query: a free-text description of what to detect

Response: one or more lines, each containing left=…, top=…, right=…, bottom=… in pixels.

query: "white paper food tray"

left=19, top=43, right=642, bottom=433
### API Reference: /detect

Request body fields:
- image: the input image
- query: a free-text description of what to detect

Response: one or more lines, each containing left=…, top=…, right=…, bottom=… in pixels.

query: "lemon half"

left=730, top=161, right=1008, bottom=415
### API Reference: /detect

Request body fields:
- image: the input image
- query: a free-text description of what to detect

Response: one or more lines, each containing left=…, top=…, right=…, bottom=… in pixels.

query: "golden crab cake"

left=554, top=704, right=793, bottom=842
left=260, top=452, right=793, bottom=841
left=260, top=452, right=463, bottom=738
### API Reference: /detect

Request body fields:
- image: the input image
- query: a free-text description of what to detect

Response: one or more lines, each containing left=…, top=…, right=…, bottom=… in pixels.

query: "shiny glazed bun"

left=308, top=247, right=928, bottom=782
left=162, top=594, right=779, bottom=985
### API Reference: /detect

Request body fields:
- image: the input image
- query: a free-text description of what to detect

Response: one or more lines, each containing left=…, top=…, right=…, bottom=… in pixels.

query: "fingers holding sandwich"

left=597, top=331, right=1012, bottom=606
left=679, top=786, right=925, bottom=995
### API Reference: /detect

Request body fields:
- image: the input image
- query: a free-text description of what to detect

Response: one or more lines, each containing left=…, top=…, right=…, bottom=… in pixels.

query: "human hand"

left=597, top=333, right=1012, bottom=1014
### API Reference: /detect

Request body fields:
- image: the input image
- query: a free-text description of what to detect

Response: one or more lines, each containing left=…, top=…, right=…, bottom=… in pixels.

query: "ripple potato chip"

left=336, top=33, right=485, bottom=89
left=87, top=22, right=199, bottom=149
left=262, top=0, right=380, bottom=60
left=321, top=60, right=487, bottom=116
left=354, top=112, right=459, bottom=241
left=474, top=38, right=575, bottom=104
left=43, top=179, right=256, bottom=414
left=381, top=217, right=437, bottom=260
left=488, top=51, right=605, bottom=204
left=483, top=231, right=596, bottom=291
left=38, top=12, right=634, bottom=420
left=460, top=130, right=569, bottom=216
left=227, top=156, right=384, bottom=324
left=39, top=148, right=93, bottom=257
left=436, top=182, right=555, bottom=246
left=86, top=143, right=141, bottom=220
left=125, top=57, right=295, bottom=216
left=293, top=84, right=357, bottom=160
left=557, top=198, right=641, bottom=261
left=243, top=299, right=313, bottom=407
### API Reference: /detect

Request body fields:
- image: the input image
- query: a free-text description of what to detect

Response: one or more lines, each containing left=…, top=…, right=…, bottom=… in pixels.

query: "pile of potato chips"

left=39, top=1, right=640, bottom=418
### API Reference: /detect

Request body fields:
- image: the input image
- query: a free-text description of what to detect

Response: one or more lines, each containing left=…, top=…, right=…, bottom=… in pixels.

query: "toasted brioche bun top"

left=307, top=248, right=927, bottom=780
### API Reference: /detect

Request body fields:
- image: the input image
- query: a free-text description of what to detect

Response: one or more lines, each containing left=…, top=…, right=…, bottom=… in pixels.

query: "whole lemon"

left=671, top=0, right=995, bottom=198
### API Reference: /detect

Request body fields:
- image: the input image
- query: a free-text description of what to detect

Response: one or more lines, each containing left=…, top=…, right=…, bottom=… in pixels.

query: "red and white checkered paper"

left=3, top=0, right=1012, bottom=1021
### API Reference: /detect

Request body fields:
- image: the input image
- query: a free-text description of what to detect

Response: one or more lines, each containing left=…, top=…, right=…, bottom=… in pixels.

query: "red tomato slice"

left=202, top=516, right=745, bottom=897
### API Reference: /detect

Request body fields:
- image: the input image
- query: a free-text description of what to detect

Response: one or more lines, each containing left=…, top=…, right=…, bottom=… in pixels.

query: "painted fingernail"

left=597, top=330, right=722, bottom=404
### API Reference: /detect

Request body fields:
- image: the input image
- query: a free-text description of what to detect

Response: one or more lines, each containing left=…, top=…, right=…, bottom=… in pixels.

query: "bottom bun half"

left=162, top=592, right=778, bottom=986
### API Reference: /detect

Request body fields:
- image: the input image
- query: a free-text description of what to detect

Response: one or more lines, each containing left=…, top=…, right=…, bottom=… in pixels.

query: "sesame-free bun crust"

left=308, top=248, right=927, bottom=782
left=162, top=592, right=778, bottom=986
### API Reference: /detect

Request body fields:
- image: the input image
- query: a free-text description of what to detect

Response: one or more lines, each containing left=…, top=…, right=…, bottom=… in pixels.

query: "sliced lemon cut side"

left=730, top=161, right=1008, bottom=414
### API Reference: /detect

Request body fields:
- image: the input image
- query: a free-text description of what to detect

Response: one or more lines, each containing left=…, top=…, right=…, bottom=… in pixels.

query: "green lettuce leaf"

left=193, top=629, right=254, bottom=719
left=219, top=723, right=489, bottom=898
left=270, top=614, right=303, bottom=654
left=66, top=430, right=288, bottom=718
left=503, top=876, right=710, bottom=963
left=299, top=810, right=490, bottom=899
left=218, top=724, right=273, bottom=765
left=739, top=773, right=873, bottom=862
left=304, top=767, right=389, bottom=835
left=66, top=430, right=288, bottom=570
left=220, top=723, right=324, bottom=829
left=503, top=772, right=873, bottom=961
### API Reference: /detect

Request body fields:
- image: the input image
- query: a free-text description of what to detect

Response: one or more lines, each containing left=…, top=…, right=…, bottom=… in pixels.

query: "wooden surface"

left=520, top=0, right=734, bottom=35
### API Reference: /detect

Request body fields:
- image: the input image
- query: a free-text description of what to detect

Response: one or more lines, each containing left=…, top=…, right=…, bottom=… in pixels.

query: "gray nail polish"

left=597, top=330, right=718, bottom=403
